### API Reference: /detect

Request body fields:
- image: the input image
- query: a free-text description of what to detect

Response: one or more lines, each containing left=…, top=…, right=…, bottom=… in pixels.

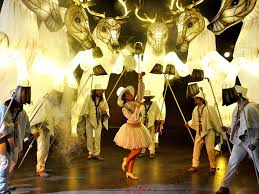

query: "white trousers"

left=9, top=147, right=19, bottom=176
left=222, top=137, right=259, bottom=188
left=192, top=130, right=216, bottom=168
left=0, top=154, right=10, bottom=194
left=36, top=130, right=50, bottom=173
left=85, top=121, right=102, bottom=156
left=141, top=125, right=156, bottom=154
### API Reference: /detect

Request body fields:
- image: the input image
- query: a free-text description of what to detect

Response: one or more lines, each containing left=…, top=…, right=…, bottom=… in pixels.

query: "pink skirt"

left=114, top=123, right=153, bottom=150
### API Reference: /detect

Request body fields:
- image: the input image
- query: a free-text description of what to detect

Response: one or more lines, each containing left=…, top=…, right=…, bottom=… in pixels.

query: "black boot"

left=216, top=187, right=229, bottom=194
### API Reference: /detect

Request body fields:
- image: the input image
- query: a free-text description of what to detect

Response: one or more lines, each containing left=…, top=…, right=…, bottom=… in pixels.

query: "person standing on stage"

left=138, top=90, right=164, bottom=159
left=185, top=91, right=221, bottom=173
left=216, top=85, right=259, bottom=194
left=81, top=84, right=109, bottom=161
left=114, top=72, right=152, bottom=180
left=30, top=88, right=64, bottom=177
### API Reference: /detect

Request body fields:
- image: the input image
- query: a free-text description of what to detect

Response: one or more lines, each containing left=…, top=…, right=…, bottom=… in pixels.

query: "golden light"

left=134, top=53, right=144, bottom=73
left=65, top=69, right=78, bottom=89
left=204, top=67, right=214, bottom=79
left=170, top=0, right=176, bottom=10
left=213, top=156, right=228, bottom=190
left=116, top=87, right=124, bottom=96
left=164, top=52, right=189, bottom=76
left=224, top=51, right=231, bottom=58
left=70, top=49, right=95, bottom=71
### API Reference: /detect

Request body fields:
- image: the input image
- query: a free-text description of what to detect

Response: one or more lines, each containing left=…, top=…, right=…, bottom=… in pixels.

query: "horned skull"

left=77, top=0, right=131, bottom=52
left=147, top=23, right=168, bottom=55
left=134, top=0, right=172, bottom=55
left=175, top=8, right=204, bottom=52
left=64, top=4, right=95, bottom=50
left=95, top=18, right=123, bottom=51
left=207, top=0, right=257, bottom=35
left=22, top=0, right=64, bottom=32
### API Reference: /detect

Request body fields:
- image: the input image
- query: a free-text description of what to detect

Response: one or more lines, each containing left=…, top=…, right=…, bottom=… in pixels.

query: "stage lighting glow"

left=224, top=51, right=231, bottom=58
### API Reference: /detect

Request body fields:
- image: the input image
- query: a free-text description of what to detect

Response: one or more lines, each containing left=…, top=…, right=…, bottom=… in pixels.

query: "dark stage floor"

left=10, top=130, right=259, bottom=194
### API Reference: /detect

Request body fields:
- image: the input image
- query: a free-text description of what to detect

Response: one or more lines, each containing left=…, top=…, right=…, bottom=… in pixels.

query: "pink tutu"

left=114, top=123, right=153, bottom=150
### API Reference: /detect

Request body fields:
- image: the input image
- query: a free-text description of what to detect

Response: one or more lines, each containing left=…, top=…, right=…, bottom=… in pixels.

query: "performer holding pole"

left=30, top=88, right=64, bottom=177
left=216, top=85, right=259, bottom=194
left=114, top=72, right=152, bottom=180
left=185, top=90, right=222, bottom=173
left=0, top=84, right=31, bottom=193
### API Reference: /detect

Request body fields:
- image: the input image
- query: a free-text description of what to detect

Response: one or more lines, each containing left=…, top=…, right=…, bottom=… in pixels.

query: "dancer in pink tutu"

left=114, top=72, right=152, bottom=180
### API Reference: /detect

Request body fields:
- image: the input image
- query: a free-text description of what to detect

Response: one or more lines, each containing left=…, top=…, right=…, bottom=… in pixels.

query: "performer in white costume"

left=114, top=72, right=152, bottom=180
left=80, top=84, right=109, bottom=160
left=30, top=89, right=64, bottom=177
left=216, top=85, right=259, bottom=194
left=186, top=91, right=221, bottom=173
left=0, top=85, right=31, bottom=193
left=139, top=90, right=164, bottom=159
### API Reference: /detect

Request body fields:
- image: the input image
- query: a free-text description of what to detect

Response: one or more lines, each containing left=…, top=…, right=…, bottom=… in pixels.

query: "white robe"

left=81, top=94, right=109, bottom=130
left=188, top=104, right=222, bottom=142
left=230, top=102, right=259, bottom=146
left=140, top=101, right=164, bottom=129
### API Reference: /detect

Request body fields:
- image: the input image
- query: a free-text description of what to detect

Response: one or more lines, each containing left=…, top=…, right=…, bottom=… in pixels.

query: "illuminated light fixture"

left=150, top=63, right=163, bottom=74
left=134, top=42, right=143, bottom=55
left=222, top=87, right=239, bottom=106
left=224, top=51, right=231, bottom=58
left=191, top=69, right=204, bottom=82
left=116, top=86, right=125, bottom=96
left=93, top=65, right=107, bottom=76
left=186, top=82, right=199, bottom=98
left=164, top=64, right=175, bottom=75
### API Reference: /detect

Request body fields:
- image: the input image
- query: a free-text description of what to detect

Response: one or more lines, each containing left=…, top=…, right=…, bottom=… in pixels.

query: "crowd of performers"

left=0, top=71, right=258, bottom=194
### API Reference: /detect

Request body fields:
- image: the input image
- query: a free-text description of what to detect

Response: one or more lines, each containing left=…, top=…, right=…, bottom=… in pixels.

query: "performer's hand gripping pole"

left=18, top=118, right=46, bottom=169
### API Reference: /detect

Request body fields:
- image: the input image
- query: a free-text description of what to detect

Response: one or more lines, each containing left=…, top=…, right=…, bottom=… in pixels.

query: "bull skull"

left=78, top=0, right=131, bottom=51
left=64, top=3, right=95, bottom=50
left=22, top=0, right=64, bottom=32
left=135, top=0, right=173, bottom=55
left=172, top=0, right=205, bottom=52
left=207, top=0, right=257, bottom=35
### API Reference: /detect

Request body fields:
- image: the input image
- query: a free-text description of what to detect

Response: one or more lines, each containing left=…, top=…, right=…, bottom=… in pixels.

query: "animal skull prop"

left=65, top=3, right=96, bottom=50
left=135, top=0, right=172, bottom=56
left=22, top=0, right=64, bottom=32
left=78, top=0, right=131, bottom=52
left=207, top=0, right=257, bottom=35
left=173, top=0, right=205, bottom=52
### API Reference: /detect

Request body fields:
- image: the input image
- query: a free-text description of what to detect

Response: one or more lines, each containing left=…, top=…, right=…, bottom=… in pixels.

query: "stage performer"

left=185, top=91, right=221, bottom=173
left=30, top=88, right=64, bottom=177
left=0, top=85, right=31, bottom=193
left=114, top=72, right=152, bottom=180
left=138, top=90, right=164, bottom=159
left=80, top=84, right=109, bottom=161
left=216, top=85, right=259, bottom=194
